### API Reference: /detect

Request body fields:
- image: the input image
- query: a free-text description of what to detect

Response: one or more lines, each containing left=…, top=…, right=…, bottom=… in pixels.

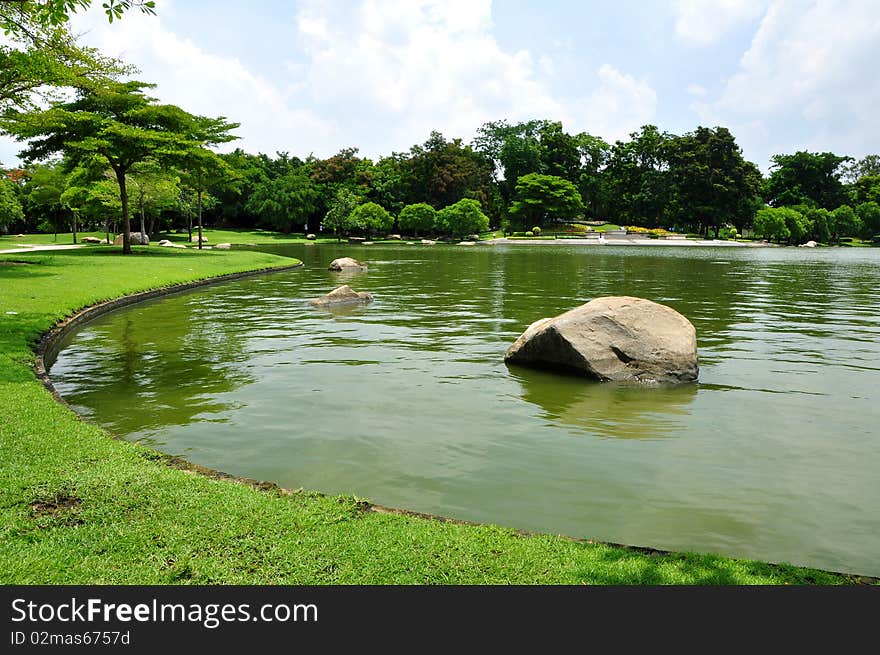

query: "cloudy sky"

left=2, top=0, right=878, bottom=170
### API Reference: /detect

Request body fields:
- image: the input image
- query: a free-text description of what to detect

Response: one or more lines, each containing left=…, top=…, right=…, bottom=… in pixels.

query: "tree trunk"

left=115, top=168, right=131, bottom=255
left=72, top=212, right=77, bottom=244
left=197, top=169, right=203, bottom=250
left=105, top=218, right=109, bottom=245
left=148, top=215, right=155, bottom=238
left=139, top=200, right=146, bottom=242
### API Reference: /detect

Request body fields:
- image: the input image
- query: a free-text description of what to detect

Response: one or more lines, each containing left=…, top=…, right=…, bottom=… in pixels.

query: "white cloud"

left=572, top=65, right=658, bottom=142
left=686, top=83, right=707, bottom=97
left=292, top=0, right=565, bottom=154
left=67, top=4, right=338, bottom=157
left=712, top=0, right=880, bottom=165
left=674, top=0, right=769, bottom=46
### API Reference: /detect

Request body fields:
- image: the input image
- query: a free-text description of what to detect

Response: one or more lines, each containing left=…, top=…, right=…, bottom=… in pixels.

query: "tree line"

left=2, top=2, right=879, bottom=247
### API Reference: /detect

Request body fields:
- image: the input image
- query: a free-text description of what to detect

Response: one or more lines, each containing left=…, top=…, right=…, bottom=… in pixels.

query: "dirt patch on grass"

left=29, top=489, right=83, bottom=527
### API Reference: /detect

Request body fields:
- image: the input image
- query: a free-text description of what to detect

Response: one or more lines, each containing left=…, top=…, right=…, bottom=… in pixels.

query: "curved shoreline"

left=29, top=260, right=876, bottom=584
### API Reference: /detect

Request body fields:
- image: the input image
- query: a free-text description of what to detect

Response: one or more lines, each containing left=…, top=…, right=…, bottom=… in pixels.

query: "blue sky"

left=2, top=0, right=878, bottom=171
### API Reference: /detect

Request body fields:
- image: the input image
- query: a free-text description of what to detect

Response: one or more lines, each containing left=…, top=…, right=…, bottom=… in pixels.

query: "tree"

left=0, top=177, right=24, bottom=230
left=60, top=170, right=121, bottom=243
left=398, top=203, right=437, bottom=237
left=829, top=205, right=861, bottom=242
left=21, top=161, right=67, bottom=237
left=1, top=1, right=155, bottom=32
left=664, top=126, right=762, bottom=237
left=245, top=169, right=318, bottom=233
left=2, top=80, right=207, bottom=253
left=753, top=207, right=790, bottom=243
left=1, top=1, right=148, bottom=112
left=605, top=125, right=673, bottom=227
left=764, top=151, right=851, bottom=209
left=575, top=133, right=611, bottom=218
left=851, top=175, right=880, bottom=206
left=404, top=131, right=494, bottom=210
left=508, top=173, right=584, bottom=229
left=323, top=187, right=360, bottom=240
left=801, top=206, right=831, bottom=243
left=856, top=202, right=880, bottom=238
left=349, top=202, right=392, bottom=236
left=841, top=155, right=880, bottom=184
left=474, top=119, right=544, bottom=206
left=127, top=161, right=180, bottom=237
left=177, top=115, right=239, bottom=248
left=437, top=198, right=489, bottom=238
left=781, top=207, right=810, bottom=244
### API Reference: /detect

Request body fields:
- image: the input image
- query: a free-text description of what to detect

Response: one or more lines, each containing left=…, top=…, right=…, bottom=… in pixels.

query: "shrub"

left=531, top=226, right=541, bottom=236
left=525, top=230, right=534, bottom=237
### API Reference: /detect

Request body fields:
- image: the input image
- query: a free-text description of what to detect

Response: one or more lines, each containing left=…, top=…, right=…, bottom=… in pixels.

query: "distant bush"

left=525, top=230, right=534, bottom=237
left=531, top=226, right=541, bottom=236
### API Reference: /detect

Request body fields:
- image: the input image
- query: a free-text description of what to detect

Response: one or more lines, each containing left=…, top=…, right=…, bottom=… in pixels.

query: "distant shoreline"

left=483, top=237, right=772, bottom=247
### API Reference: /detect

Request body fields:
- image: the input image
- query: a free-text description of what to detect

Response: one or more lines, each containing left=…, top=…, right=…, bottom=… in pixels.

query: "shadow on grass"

left=572, top=542, right=855, bottom=585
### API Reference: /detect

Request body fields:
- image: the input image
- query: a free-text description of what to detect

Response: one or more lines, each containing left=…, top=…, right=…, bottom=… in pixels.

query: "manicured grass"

left=0, top=231, right=109, bottom=246
left=0, top=248, right=869, bottom=584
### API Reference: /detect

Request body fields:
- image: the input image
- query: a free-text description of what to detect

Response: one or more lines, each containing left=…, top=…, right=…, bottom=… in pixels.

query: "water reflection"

left=508, top=366, right=698, bottom=439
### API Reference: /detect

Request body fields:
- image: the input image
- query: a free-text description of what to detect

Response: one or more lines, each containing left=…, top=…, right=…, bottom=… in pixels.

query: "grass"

left=0, top=247, right=871, bottom=584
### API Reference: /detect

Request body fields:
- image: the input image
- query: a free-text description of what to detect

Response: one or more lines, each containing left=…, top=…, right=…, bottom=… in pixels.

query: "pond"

left=49, top=243, right=880, bottom=576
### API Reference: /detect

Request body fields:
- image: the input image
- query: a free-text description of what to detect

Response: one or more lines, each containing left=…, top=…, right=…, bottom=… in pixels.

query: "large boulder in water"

left=113, top=232, right=149, bottom=245
left=505, top=296, right=698, bottom=384
left=328, top=257, right=367, bottom=271
left=310, top=285, right=373, bottom=307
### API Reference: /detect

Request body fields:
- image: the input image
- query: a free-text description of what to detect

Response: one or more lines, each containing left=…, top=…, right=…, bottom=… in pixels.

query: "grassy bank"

left=0, top=248, right=866, bottom=584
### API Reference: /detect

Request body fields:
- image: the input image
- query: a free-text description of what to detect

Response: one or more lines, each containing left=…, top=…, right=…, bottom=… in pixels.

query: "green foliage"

left=664, top=126, right=762, bottom=236
left=801, top=206, right=831, bottom=242
left=531, top=226, right=541, bottom=235
left=830, top=205, right=861, bottom=242
left=323, top=187, right=361, bottom=239
left=245, top=169, right=318, bottom=233
left=753, top=207, right=791, bottom=243
left=524, top=230, right=534, bottom=237
left=765, top=151, right=851, bottom=209
left=855, top=202, right=880, bottom=238
left=0, top=177, right=24, bottom=227
left=437, top=198, right=489, bottom=238
left=349, top=201, right=393, bottom=235
left=509, top=173, right=584, bottom=228
left=851, top=175, right=880, bottom=206
left=782, top=207, right=810, bottom=244
left=398, top=202, right=437, bottom=236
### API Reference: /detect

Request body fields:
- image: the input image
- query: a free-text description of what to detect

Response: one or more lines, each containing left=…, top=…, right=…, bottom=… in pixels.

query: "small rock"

left=157, top=239, right=173, bottom=246
left=306, top=233, right=317, bottom=240
left=458, top=241, right=476, bottom=246
left=190, top=235, right=208, bottom=243
left=387, top=234, right=402, bottom=240
left=328, top=257, right=368, bottom=271
left=467, top=234, right=480, bottom=241
left=310, top=285, right=374, bottom=307
left=799, top=240, right=817, bottom=248
left=215, top=243, right=231, bottom=250
left=348, top=236, right=366, bottom=244
left=420, top=239, right=436, bottom=245
left=81, top=236, right=103, bottom=244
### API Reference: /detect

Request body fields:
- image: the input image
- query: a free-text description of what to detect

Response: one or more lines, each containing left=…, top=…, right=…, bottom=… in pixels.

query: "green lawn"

left=0, top=247, right=870, bottom=584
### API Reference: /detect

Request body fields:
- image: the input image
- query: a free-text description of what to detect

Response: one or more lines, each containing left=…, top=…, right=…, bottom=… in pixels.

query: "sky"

left=2, top=0, right=879, bottom=171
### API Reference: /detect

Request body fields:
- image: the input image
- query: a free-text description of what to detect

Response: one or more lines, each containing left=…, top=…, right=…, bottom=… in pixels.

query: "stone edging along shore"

left=30, top=260, right=877, bottom=584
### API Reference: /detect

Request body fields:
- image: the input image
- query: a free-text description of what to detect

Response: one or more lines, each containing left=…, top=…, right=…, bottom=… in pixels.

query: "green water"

left=50, top=244, right=880, bottom=575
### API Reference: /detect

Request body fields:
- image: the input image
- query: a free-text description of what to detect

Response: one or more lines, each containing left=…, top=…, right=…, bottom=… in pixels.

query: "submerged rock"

left=505, top=296, right=698, bottom=384
left=310, top=285, right=374, bottom=307
left=328, top=257, right=368, bottom=271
